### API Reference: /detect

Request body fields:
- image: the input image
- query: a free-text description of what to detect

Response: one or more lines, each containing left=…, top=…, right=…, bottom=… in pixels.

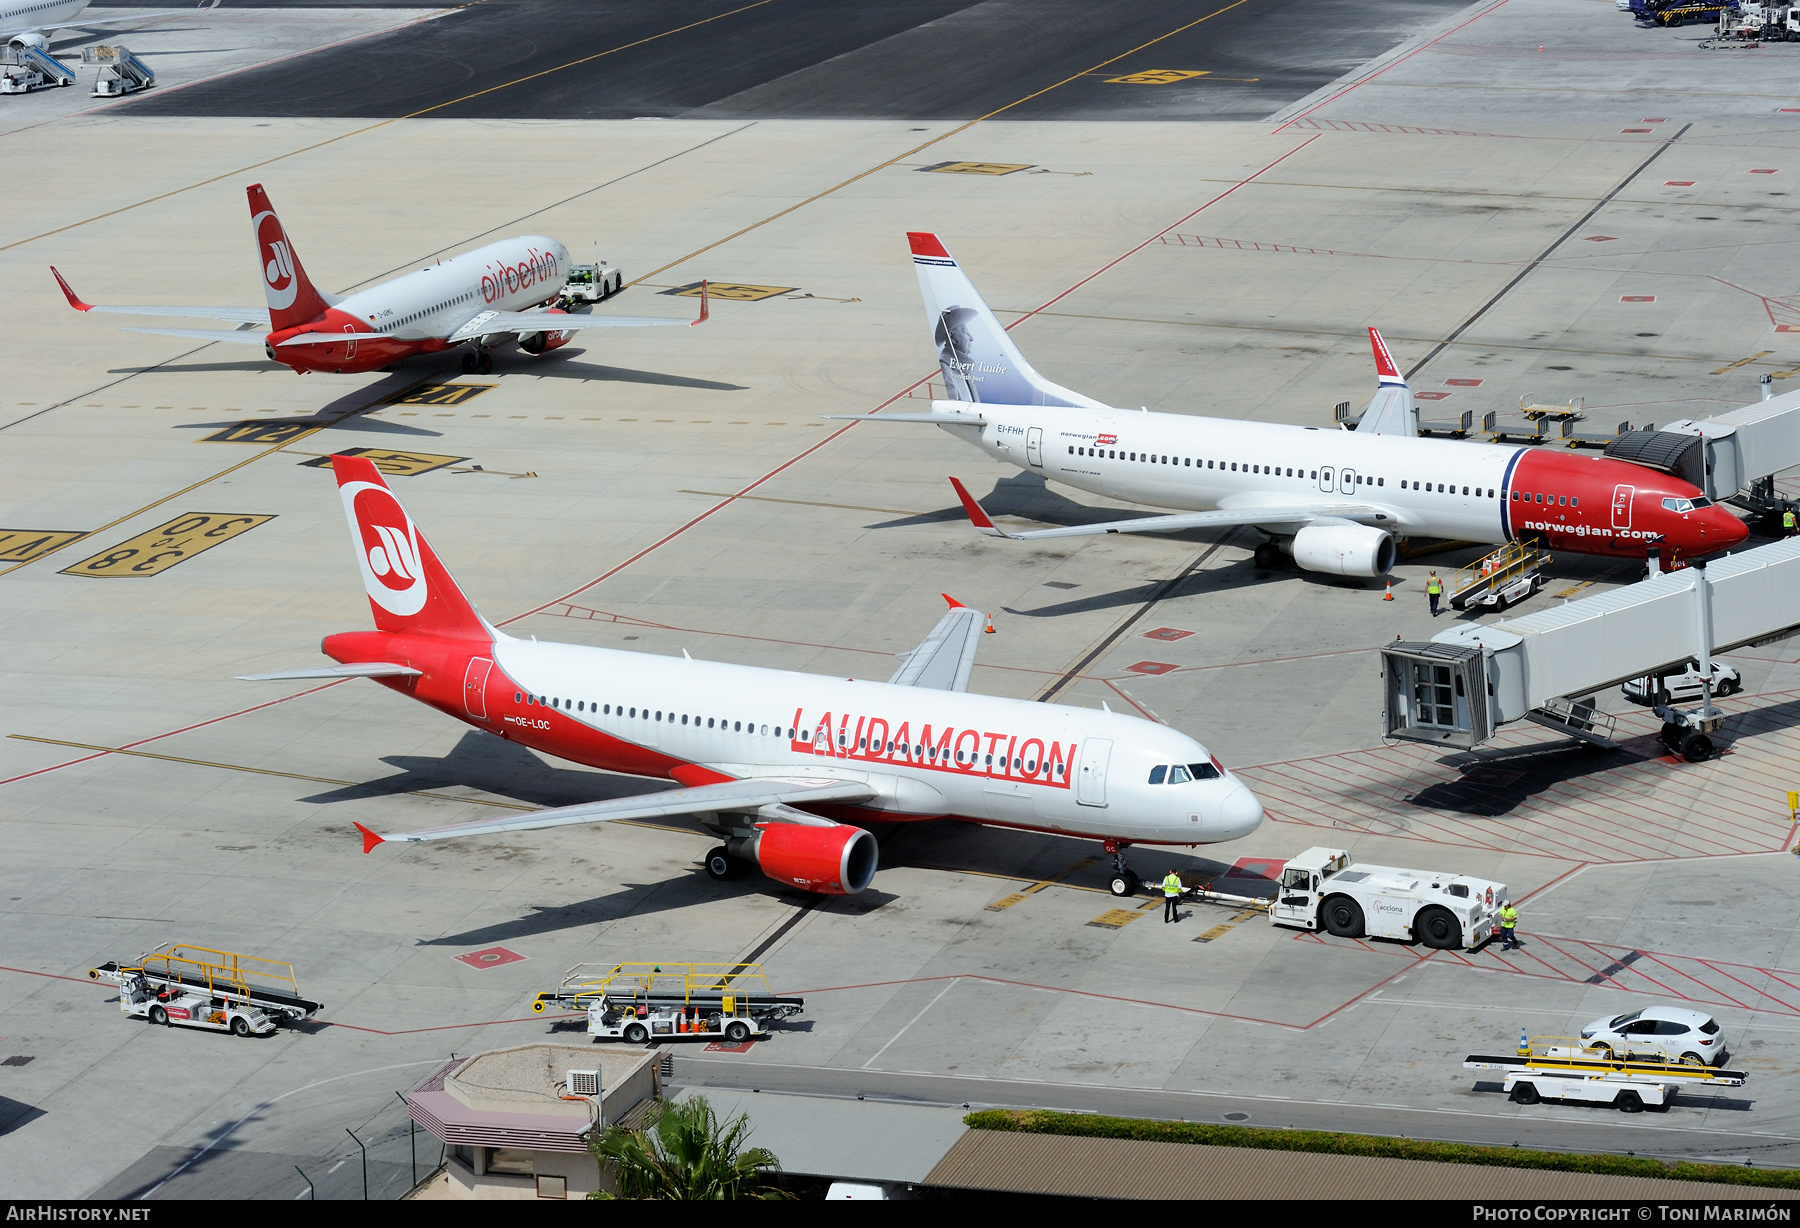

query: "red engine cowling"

left=519, top=308, right=572, bottom=354
left=750, top=823, right=878, bottom=895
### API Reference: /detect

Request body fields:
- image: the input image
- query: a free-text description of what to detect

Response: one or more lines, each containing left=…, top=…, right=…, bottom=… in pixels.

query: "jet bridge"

left=1383, top=536, right=1800, bottom=752
left=1614, top=385, right=1800, bottom=520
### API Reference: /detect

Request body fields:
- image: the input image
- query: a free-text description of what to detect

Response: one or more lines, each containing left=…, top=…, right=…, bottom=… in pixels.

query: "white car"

left=1580, top=1006, right=1727, bottom=1066
left=1621, top=659, right=1741, bottom=704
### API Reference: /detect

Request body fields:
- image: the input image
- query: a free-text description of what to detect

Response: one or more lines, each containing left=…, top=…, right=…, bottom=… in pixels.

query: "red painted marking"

left=1778, top=325, right=1799, bottom=333
left=1584, top=235, right=1618, bottom=242
left=1781, top=109, right=1800, bottom=113
left=1415, top=391, right=1451, bottom=401
left=703, top=1040, right=757, bottom=1053
left=1444, top=378, right=1483, bottom=387
left=1142, top=627, right=1193, bottom=641
left=1750, top=169, right=1778, bottom=175
left=1621, top=295, right=1656, bottom=302
left=454, top=946, right=526, bottom=970
left=1665, top=181, right=1695, bottom=186
left=1641, top=118, right=1667, bottom=123
left=1222, top=857, right=1283, bottom=881
left=1127, top=661, right=1178, bottom=675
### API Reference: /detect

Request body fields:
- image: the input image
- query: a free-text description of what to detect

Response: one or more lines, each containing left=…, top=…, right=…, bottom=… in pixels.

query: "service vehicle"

left=531, top=962, right=804, bottom=1044
left=1580, top=1006, right=1728, bottom=1066
left=1448, top=541, right=1549, bottom=613
left=1270, top=847, right=1507, bottom=950
left=88, top=941, right=323, bottom=1034
left=557, top=261, right=622, bottom=305
left=1621, top=659, right=1741, bottom=704
left=1465, top=1031, right=1745, bottom=1112
left=1637, top=0, right=1737, bottom=25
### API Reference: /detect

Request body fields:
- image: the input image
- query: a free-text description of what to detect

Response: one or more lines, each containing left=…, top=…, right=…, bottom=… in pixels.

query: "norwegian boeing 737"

left=845, top=234, right=1747, bottom=576
left=53, top=183, right=704, bottom=376
left=239, top=455, right=1264, bottom=898
left=4, top=0, right=215, bottom=50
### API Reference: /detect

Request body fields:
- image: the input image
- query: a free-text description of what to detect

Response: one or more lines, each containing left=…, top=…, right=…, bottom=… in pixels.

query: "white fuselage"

left=4, top=0, right=87, bottom=40
left=337, top=235, right=569, bottom=340
left=954, top=405, right=1518, bottom=541
left=484, top=635, right=1264, bottom=847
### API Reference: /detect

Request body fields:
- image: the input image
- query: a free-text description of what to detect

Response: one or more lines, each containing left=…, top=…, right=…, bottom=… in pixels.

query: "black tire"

left=476, top=353, right=494, bottom=375
left=1511, top=1082, right=1539, bottom=1105
left=1321, top=895, right=1365, bottom=938
left=1253, top=544, right=1281, bottom=570
left=1591, top=1042, right=1614, bottom=1059
left=1417, top=906, right=1463, bottom=949
left=1109, top=875, right=1136, bottom=898
left=149, top=1005, right=168, bottom=1026
left=1680, top=732, right=1714, bottom=763
left=725, top=1020, right=751, bottom=1043
left=1714, top=678, right=1737, bottom=698
left=1616, top=1090, right=1644, bottom=1113
left=460, top=351, right=478, bottom=374
left=704, top=846, right=735, bottom=881
left=1492, top=594, right=1509, bottom=613
left=231, top=1016, right=251, bottom=1038
left=1679, top=1051, right=1706, bottom=1066
left=623, top=1023, right=649, bottom=1045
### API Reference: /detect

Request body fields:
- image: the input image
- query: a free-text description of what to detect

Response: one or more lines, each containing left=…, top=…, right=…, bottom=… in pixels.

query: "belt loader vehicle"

left=1465, top=1033, right=1746, bottom=1112
left=1270, top=847, right=1508, bottom=950
left=531, top=962, right=804, bottom=1044
left=88, top=942, right=322, bottom=1036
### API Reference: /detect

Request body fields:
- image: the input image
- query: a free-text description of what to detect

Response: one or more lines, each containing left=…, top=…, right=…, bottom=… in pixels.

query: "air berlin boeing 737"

left=53, top=183, right=704, bottom=376
left=239, top=455, right=1264, bottom=898
left=845, top=234, right=1747, bottom=576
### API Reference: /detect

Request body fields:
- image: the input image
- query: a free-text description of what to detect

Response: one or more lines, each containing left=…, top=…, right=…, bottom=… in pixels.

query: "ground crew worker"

left=1163, top=869, right=1183, bottom=923
left=1499, top=901, right=1520, bottom=950
left=1784, top=506, right=1797, bottom=538
left=1427, top=570, right=1443, bottom=616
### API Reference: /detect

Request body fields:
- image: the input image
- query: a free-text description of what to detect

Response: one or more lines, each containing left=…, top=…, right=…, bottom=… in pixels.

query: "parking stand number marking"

left=202, top=421, right=318, bottom=445
left=0, top=529, right=88, bottom=564
left=300, top=447, right=468, bottom=477
left=388, top=383, right=495, bottom=407
left=61, top=512, right=274, bottom=578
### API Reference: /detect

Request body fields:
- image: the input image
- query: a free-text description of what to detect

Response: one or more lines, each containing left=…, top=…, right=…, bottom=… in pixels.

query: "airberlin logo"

left=481, top=247, right=561, bottom=305
left=252, top=211, right=297, bottom=310
left=342, top=481, right=428, bottom=617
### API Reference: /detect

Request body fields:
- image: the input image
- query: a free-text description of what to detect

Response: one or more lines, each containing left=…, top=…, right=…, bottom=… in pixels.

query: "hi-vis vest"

left=1786, top=510, right=1796, bottom=529
left=1500, top=906, right=1519, bottom=927
left=1427, top=576, right=1443, bottom=595
left=1163, top=873, right=1182, bottom=897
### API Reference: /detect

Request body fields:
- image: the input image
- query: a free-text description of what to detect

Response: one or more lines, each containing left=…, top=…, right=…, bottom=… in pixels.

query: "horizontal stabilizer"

left=821, top=410, right=989, bottom=425
left=237, top=662, right=423, bottom=681
left=124, top=326, right=268, bottom=345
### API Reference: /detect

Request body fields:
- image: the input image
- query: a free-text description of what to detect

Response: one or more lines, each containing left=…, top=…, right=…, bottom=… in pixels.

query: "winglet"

left=1369, top=327, right=1405, bottom=387
left=354, top=822, right=385, bottom=854
left=690, top=280, right=708, bottom=326
left=941, top=592, right=965, bottom=609
left=908, top=232, right=951, bottom=259
left=948, top=477, right=1008, bottom=538
left=50, top=267, right=92, bottom=312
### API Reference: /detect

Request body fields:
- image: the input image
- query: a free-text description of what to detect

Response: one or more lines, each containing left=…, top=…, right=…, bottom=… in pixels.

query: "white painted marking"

left=862, top=979, right=959, bottom=1070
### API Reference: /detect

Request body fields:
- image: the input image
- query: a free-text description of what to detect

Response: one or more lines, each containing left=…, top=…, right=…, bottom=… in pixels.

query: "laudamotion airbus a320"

left=841, top=233, right=1748, bottom=576
left=52, top=183, right=705, bottom=376
left=239, top=455, right=1265, bottom=898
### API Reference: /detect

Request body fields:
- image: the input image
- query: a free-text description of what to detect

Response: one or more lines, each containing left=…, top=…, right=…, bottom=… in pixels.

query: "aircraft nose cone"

left=1217, top=784, right=1264, bottom=839
left=1714, top=509, right=1750, bottom=549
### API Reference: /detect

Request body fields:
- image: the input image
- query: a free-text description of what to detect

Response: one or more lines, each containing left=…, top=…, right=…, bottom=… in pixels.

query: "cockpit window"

left=1148, top=765, right=1167, bottom=785
left=1168, top=764, right=1191, bottom=784
left=1661, top=497, right=1700, bottom=514
left=1188, top=761, right=1221, bottom=780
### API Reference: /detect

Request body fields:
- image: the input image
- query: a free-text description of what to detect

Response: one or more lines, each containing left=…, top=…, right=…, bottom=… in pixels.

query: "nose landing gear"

left=1104, top=839, right=1140, bottom=897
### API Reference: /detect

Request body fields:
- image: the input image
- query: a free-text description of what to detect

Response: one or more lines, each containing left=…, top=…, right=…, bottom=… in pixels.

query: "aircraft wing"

left=353, top=776, right=878, bottom=850
left=21, top=0, right=219, bottom=36
left=51, top=267, right=267, bottom=325
left=124, top=326, right=266, bottom=345
left=237, top=662, right=423, bottom=681
left=445, top=283, right=708, bottom=343
left=888, top=596, right=983, bottom=692
left=948, top=477, right=1382, bottom=540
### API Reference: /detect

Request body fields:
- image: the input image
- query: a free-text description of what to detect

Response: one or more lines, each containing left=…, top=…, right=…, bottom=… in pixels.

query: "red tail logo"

left=246, top=184, right=328, bottom=330
left=330, top=454, right=487, bottom=638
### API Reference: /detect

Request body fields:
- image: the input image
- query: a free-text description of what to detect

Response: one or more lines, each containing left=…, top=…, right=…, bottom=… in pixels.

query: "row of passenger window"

left=513, top=692, right=1069, bottom=775
left=1515, top=491, right=1579, bottom=507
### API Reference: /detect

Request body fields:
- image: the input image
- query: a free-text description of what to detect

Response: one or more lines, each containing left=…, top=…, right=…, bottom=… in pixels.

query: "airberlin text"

left=1472, top=1208, right=1790, bottom=1222
left=789, top=708, right=1075, bottom=788
left=481, top=248, right=561, bottom=305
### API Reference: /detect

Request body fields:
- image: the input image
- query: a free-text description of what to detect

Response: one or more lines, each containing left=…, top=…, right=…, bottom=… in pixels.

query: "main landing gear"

left=461, top=349, right=494, bottom=375
left=1104, top=839, right=1140, bottom=897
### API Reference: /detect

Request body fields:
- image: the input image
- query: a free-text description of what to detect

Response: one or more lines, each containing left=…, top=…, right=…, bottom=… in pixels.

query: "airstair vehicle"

left=531, top=962, right=805, bottom=1044
left=0, top=46, right=75, bottom=93
left=88, top=942, right=322, bottom=1035
left=1465, top=1033, right=1746, bottom=1112
left=82, top=45, right=153, bottom=96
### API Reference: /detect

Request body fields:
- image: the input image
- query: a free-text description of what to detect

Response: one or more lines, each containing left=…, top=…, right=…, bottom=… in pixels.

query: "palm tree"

left=588, top=1094, right=785, bottom=1199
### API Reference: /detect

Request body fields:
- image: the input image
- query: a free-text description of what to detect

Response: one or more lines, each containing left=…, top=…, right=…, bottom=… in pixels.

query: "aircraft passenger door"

left=1318, top=465, right=1335, bottom=494
left=1026, top=426, right=1044, bottom=469
left=463, top=657, right=492, bottom=720
left=1076, top=738, right=1112, bottom=807
left=1340, top=467, right=1357, bottom=494
left=1612, top=484, right=1634, bottom=531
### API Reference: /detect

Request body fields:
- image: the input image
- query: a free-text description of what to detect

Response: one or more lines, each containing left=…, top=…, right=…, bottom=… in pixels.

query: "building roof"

left=673, top=1090, right=967, bottom=1183
left=407, top=1044, right=655, bottom=1155
left=924, top=1131, right=1800, bottom=1200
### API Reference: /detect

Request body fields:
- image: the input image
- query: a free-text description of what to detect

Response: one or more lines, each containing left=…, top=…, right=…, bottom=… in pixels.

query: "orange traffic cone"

left=1383, top=582, right=1394, bottom=601
left=984, top=615, right=996, bottom=634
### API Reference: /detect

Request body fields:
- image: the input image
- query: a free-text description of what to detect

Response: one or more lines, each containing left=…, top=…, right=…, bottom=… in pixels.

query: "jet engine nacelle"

left=9, top=32, right=49, bottom=51
left=734, top=823, right=878, bottom=895
left=1288, top=523, right=1396, bottom=577
left=518, top=308, right=572, bottom=355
